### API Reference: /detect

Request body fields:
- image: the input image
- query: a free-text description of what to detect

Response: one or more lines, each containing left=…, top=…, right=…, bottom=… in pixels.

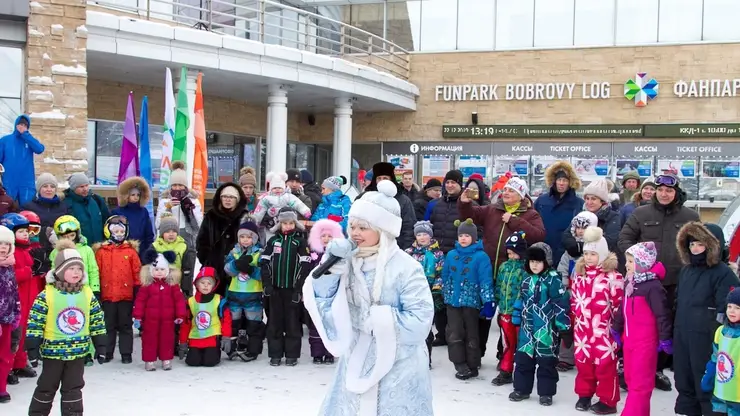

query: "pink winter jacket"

left=612, top=266, right=672, bottom=343
left=571, top=253, right=624, bottom=364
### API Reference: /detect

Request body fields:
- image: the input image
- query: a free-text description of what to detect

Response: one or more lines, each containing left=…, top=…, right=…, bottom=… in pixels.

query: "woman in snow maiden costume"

left=303, top=180, right=435, bottom=415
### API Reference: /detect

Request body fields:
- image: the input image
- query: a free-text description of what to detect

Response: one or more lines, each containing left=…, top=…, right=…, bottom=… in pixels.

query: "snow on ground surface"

left=5, top=327, right=677, bottom=415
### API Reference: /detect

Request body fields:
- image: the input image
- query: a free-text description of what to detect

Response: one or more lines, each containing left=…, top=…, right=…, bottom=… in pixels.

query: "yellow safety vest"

left=43, top=286, right=93, bottom=341
left=188, top=295, right=222, bottom=339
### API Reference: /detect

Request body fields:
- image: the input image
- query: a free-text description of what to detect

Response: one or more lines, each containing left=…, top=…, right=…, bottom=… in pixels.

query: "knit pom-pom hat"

left=239, top=167, right=257, bottom=187
left=348, top=180, right=401, bottom=237
left=583, top=226, right=609, bottom=264
left=266, top=171, right=288, bottom=191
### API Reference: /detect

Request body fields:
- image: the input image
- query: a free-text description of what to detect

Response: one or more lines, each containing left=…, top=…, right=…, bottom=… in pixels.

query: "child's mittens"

left=701, top=360, right=716, bottom=392
left=46, top=227, right=57, bottom=246
left=235, top=256, right=254, bottom=274
left=133, top=319, right=142, bottom=330
left=511, top=308, right=521, bottom=326
left=610, top=329, right=622, bottom=348
left=304, top=212, right=311, bottom=219
left=177, top=343, right=188, bottom=360
left=658, top=339, right=673, bottom=355
left=480, top=302, right=496, bottom=320
left=174, top=318, right=183, bottom=325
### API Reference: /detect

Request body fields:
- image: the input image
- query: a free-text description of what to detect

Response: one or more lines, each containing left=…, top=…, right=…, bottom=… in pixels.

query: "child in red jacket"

left=133, top=249, right=186, bottom=371
left=19, top=211, right=48, bottom=297
left=94, top=216, right=142, bottom=364
left=1, top=213, right=36, bottom=384
left=178, top=266, right=232, bottom=367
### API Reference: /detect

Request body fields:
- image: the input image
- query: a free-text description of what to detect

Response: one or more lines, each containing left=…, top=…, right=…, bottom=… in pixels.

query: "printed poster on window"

left=657, top=159, right=697, bottom=178
left=571, top=157, right=609, bottom=181
left=533, top=156, right=561, bottom=176
left=457, top=155, right=489, bottom=180
left=616, top=159, right=653, bottom=177
left=422, top=155, right=451, bottom=184
left=701, top=160, right=740, bottom=178
left=495, top=156, right=529, bottom=176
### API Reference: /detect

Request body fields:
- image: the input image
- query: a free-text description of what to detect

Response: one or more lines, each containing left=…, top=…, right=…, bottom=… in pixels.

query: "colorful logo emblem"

left=717, top=352, right=735, bottom=383
left=195, top=310, right=212, bottom=330
left=56, top=307, right=86, bottom=335
left=237, top=272, right=250, bottom=282
left=624, top=73, right=659, bottom=107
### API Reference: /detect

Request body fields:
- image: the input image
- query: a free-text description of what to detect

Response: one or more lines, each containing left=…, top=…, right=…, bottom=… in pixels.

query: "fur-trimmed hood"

left=139, top=263, right=181, bottom=286
left=677, top=221, right=725, bottom=267
left=308, top=219, right=344, bottom=253
left=575, top=252, right=618, bottom=275
left=117, top=176, right=151, bottom=207
left=92, top=240, right=140, bottom=253
left=544, top=161, right=581, bottom=190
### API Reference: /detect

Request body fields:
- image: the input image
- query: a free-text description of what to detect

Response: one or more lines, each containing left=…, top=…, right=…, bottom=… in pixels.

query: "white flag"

left=160, top=67, right=176, bottom=192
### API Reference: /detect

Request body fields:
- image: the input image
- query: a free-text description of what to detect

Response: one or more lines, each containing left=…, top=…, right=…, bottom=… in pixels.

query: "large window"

left=419, top=0, right=457, bottom=51
left=573, top=0, right=614, bottom=46
left=0, top=46, right=22, bottom=134
left=659, top=0, right=703, bottom=42
left=495, top=0, right=535, bottom=50
left=534, top=0, right=575, bottom=48
left=615, top=0, right=659, bottom=45
left=704, top=0, right=740, bottom=41
left=457, top=0, right=495, bottom=51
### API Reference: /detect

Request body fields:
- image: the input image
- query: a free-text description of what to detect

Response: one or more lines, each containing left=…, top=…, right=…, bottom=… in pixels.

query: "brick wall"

left=26, top=0, right=89, bottom=180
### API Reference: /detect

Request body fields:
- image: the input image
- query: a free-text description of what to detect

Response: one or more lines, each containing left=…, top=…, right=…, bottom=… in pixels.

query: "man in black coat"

left=356, top=162, right=416, bottom=250
left=413, top=178, right=441, bottom=220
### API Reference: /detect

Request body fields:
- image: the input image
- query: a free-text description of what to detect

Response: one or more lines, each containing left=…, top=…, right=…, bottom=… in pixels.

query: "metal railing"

left=86, top=0, right=411, bottom=80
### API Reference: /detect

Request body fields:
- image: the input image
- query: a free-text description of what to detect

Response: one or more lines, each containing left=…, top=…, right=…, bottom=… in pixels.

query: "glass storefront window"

left=0, top=98, right=21, bottom=136
left=615, top=0, right=659, bottom=45
left=658, top=0, right=702, bottom=42
left=534, top=0, right=575, bottom=48
left=457, top=0, right=495, bottom=50
left=703, top=0, right=740, bottom=41
left=496, top=0, right=535, bottom=50
left=419, top=0, right=457, bottom=51
left=0, top=45, right=22, bottom=134
left=573, top=0, right=615, bottom=47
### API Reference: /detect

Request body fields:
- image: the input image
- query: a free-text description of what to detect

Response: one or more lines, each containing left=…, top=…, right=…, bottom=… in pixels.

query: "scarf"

left=504, top=202, right=521, bottom=214
left=37, top=195, right=60, bottom=204
left=53, top=279, right=84, bottom=293
left=356, top=244, right=379, bottom=259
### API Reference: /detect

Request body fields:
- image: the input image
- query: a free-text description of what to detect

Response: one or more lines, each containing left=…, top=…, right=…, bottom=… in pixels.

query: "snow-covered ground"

left=5, top=332, right=677, bottom=415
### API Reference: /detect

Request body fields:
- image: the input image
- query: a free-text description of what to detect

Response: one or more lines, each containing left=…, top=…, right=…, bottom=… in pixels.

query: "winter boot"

left=240, top=352, right=258, bottom=362
left=104, top=354, right=113, bottom=363
left=121, top=355, right=133, bottom=364
left=162, top=360, right=172, bottom=371
left=324, top=356, right=334, bottom=364
left=6, top=372, right=18, bottom=385
left=145, top=362, right=156, bottom=371
left=539, top=396, right=552, bottom=406
left=15, top=364, right=37, bottom=378
left=285, top=358, right=298, bottom=366
left=589, top=401, right=617, bottom=415
left=619, top=372, right=627, bottom=391
left=508, top=391, right=530, bottom=402
left=431, top=335, right=446, bottom=347
left=556, top=361, right=574, bottom=372
left=655, top=371, right=672, bottom=391
left=491, top=371, right=513, bottom=386
left=0, top=393, right=10, bottom=403
left=84, top=354, right=94, bottom=367
left=454, top=363, right=473, bottom=380
left=29, top=358, right=38, bottom=368
left=270, top=358, right=282, bottom=366
left=575, top=397, right=592, bottom=411
left=313, top=356, right=323, bottom=364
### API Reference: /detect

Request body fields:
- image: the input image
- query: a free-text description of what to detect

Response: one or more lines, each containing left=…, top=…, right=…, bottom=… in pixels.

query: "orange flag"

left=192, top=73, right=207, bottom=208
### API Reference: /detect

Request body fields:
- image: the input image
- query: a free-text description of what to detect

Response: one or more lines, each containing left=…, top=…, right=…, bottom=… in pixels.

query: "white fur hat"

left=0, top=225, right=14, bottom=254
left=583, top=179, right=610, bottom=203
left=348, top=180, right=401, bottom=237
left=583, top=226, right=609, bottom=264
left=266, top=171, right=288, bottom=191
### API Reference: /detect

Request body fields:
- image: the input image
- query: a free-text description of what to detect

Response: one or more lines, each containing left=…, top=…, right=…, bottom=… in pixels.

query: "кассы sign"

left=435, top=82, right=611, bottom=102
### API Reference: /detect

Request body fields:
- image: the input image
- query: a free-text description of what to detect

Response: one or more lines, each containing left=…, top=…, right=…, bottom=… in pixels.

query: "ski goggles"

left=56, top=221, right=79, bottom=235
left=655, top=175, right=678, bottom=188
left=107, top=216, right=129, bottom=226
left=28, top=224, right=41, bottom=237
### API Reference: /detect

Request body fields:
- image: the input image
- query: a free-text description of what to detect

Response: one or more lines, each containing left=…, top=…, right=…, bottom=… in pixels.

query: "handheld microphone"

left=312, top=240, right=357, bottom=278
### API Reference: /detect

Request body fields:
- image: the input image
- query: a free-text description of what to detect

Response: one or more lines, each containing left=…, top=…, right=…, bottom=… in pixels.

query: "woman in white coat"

left=155, top=161, right=203, bottom=248
left=303, top=180, right=434, bottom=415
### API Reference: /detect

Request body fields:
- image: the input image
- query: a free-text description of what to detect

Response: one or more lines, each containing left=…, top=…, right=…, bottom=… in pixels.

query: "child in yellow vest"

left=702, top=287, right=740, bottom=415
left=25, top=239, right=106, bottom=416
left=152, top=213, right=196, bottom=297
left=178, top=266, right=232, bottom=367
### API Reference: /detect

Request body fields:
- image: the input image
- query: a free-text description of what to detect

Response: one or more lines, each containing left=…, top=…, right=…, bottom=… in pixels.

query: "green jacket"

left=495, top=259, right=525, bottom=315
left=49, top=237, right=100, bottom=292
left=152, top=236, right=188, bottom=270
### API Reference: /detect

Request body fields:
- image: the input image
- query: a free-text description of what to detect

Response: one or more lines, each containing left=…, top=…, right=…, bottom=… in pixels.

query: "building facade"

left=5, top=0, right=740, bottom=220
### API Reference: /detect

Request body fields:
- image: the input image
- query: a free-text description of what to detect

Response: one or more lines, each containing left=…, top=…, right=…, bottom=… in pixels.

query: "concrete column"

left=333, top=97, right=353, bottom=182
left=266, top=84, right=289, bottom=175
left=176, top=68, right=198, bottom=187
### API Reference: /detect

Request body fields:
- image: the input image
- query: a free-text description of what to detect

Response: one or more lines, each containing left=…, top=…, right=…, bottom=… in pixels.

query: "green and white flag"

left=159, top=67, right=176, bottom=191
left=173, top=66, right=190, bottom=163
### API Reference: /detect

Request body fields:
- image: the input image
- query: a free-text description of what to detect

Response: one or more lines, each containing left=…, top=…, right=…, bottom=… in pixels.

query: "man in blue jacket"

left=534, top=161, right=583, bottom=265
left=0, top=115, right=45, bottom=205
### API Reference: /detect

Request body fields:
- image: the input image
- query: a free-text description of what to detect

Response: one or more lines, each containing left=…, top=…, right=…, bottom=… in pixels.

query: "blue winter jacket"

left=64, top=189, right=110, bottom=245
left=441, top=240, right=494, bottom=309
left=112, top=203, right=154, bottom=256
left=310, top=190, right=351, bottom=232
left=0, top=115, right=45, bottom=191
left=534, top=187, right=583, bottom=265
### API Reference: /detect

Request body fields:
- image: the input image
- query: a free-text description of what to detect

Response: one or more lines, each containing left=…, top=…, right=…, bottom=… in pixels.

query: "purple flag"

left=118, top=91, right=140, bottom=184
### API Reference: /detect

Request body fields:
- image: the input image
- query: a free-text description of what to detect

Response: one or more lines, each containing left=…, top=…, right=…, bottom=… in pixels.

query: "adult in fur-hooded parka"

left=112, top=176, right=154, bottom=255
left=673, top=222, right=740, bottom=416
left=534, top=160, right=584, bottom=264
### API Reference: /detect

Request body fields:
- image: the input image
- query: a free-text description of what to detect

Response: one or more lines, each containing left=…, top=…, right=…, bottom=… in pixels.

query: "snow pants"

left=513, top=352, right=559, bottom=396
left=575, top=358, right=620, bottom=407
left=266, top=288, right=302, bottom=359
left=674, top=327, right=722, bottom=416
left=497, top=314, right=518, bottom=373
left=478, top=317, right=492, bottom=357
left=0, top=324, right=12, bottom=395
left=433, top=308, right=447, bottom=342
left=229, top=292, right=265, bottom=356
left=102, top=301, right=133, bottom=358
left=713, top=400, right=740, bottom=415
left=185, top=346, right=221, bottom=367
left=305, top=311, right=331, bottom=359
left=29, top=358, right=85, bottom=416
left=141, top=317, right=176, bottom=362
left=621, top=297, right=658, bottom=416
left=13, top=292, right=32, bottom=370
left=446, top=306, right=481, bottom=369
